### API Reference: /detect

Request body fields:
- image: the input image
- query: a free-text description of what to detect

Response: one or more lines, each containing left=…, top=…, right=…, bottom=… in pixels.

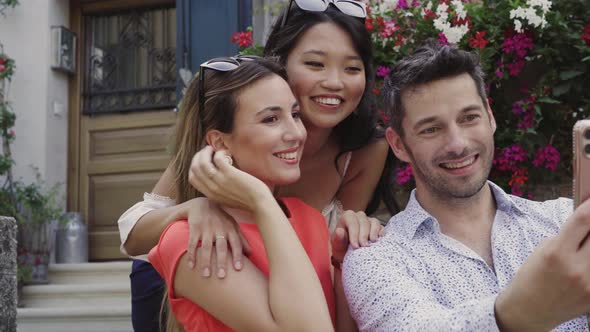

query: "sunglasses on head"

left=280, top=0, right=367, bottom=28
left=198, top=55, right=261, bottom=114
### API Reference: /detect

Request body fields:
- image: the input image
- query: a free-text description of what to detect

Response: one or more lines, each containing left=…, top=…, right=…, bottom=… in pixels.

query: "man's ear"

left=385, top=127, right=411, bottom=163
left=485, top=101, right=497, bottom=134
left=205, top=130, right=230, bottom=152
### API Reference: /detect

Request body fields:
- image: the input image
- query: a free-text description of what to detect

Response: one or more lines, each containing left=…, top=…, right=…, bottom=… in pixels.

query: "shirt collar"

left=394, top=181, right=524, bottom=240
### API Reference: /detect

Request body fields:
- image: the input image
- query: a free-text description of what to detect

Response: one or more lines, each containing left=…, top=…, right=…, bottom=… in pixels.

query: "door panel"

left=80, top=111, right=176, bottom=260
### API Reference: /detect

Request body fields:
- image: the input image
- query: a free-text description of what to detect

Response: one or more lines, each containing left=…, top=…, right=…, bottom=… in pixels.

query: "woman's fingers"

left=340, top=211, right=360, bottom=249
left=369, top=217, right=381, bottom=242
left=186, top=221, right=201, bottom=270
left=198, top=235, right=213, bottom=278
left=227, top=231, right=244, bottom=270
left=356, top=211, right=371, bottom=247
left=214, top=234, right=228, bottom=278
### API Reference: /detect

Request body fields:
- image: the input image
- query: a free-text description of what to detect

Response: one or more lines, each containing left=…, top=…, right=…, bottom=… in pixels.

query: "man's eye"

left=420, top=127, right=438, bottom=135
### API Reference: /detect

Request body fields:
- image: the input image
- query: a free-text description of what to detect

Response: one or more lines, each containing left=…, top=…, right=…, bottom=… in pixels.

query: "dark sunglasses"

left=280, top=0, right=367, bottom=28
left=198, top=55, right=261, bottom=113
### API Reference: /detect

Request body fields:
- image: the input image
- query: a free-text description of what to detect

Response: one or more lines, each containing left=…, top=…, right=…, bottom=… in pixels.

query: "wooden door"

left=69, top=0, right=177, bottom=260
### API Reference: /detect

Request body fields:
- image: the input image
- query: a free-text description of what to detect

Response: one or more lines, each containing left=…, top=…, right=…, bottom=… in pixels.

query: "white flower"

left=379, top=0, right=399, bottom=13
left=451, top=0, right=466, bottom=20
left=514, top=19, right=523, bottom=33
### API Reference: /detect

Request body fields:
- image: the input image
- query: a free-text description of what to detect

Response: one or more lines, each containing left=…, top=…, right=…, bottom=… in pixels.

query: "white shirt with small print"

left=343, top=181, right=589, bottom=332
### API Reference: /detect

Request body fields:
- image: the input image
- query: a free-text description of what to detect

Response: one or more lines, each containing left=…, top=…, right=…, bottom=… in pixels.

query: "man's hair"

left=383, top=42, right=487, bottom=136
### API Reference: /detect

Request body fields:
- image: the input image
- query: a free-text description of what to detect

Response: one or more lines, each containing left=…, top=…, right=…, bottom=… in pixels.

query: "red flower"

left=469, top=31, right=489, bottom=49
left=423, top=9, right=436, bottom=20
left=583, top=24, right=590, bottom=46
left=0, top=57, right=5, bottom=65
left=0, top=65, right=4, bottom=72
left=365, top=17, right=374, bottom=31
left=375, top=17, right=385, bottom=28
left=372, top=87, right=380, bottom=96
left=230, top=31, right=253, bottom=48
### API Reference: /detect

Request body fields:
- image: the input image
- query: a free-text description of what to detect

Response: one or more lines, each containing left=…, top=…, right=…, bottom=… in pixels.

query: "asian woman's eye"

left=346, top=66, right=363, bottom=72
left=304, top=61, right=324, bottom=68
left=262, top=115, right=279, bottom=124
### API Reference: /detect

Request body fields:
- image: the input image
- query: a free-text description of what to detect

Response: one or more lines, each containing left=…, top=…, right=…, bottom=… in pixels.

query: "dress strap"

left=341, top=151, right=353, bottom=178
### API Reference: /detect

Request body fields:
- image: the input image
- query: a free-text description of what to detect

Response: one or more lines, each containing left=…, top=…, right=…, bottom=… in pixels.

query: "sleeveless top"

left=322, top=151, right=352, bottom=234
left=148, top=197, right=336, bottom=331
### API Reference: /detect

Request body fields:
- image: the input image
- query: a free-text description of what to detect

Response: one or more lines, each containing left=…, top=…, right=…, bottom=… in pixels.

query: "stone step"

left=17, top=305, right=132, bottom=332
left=48, top=261, right=131, bottom=284
left=20, top=282, right=131, bottom=307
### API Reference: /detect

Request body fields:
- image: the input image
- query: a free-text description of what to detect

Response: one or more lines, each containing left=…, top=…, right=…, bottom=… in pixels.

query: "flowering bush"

left=234, top=0, right=590, bottom=198
left=369, top=0, right=590, bottom=198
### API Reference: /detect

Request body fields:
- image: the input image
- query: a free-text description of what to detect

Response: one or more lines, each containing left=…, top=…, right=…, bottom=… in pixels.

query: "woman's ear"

left=205, top=130, right=230, bottom=152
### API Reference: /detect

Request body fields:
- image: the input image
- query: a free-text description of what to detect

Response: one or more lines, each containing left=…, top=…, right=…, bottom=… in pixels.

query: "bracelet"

left=331, top=256, right=342, bottom=270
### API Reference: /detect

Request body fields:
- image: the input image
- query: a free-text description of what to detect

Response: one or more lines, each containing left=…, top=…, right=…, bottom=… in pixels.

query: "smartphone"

left=573, top=119, right=590, bottom=208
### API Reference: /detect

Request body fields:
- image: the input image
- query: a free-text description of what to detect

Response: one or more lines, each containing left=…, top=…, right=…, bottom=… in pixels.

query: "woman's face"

left=285, top=22, right=366, bottom=130
left=224, top=75, right=307, bottom=187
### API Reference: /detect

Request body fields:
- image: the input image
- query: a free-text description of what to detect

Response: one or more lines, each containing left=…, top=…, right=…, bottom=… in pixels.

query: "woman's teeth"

left=441, top=157, right=475, bottom=169
left=313, top=97, right=341, bottom=105
left=275, top=152, right=297, bottom=160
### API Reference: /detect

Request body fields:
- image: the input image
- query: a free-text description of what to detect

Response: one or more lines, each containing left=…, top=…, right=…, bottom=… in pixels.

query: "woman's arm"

left=172, top=151, right=334, bottom=331
left=337, top=138, right=390, bottom=212
left=120, top=163, right=248, bottom=276
left=331, top=139, right=390, bottom=331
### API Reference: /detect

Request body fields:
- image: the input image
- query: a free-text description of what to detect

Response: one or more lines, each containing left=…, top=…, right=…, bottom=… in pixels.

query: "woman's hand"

left=181, top=197, right=252, bottom=278
left=188, top=146, right=273, bottom=211
left=331, top=210, right=384, bottom=267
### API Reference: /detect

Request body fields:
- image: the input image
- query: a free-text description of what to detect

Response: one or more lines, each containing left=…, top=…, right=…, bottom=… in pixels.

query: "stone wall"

left=0, top=216, right=17, bottom=332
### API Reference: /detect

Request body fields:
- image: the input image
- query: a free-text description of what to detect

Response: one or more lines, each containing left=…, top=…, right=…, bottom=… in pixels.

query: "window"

left=83, top=6, right=176, bottom=114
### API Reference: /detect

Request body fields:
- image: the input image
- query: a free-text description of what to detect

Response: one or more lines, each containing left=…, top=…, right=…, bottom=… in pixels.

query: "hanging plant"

left=0, top=52, right=15, bottom=81
left=0, top=0, right=18, bottom=17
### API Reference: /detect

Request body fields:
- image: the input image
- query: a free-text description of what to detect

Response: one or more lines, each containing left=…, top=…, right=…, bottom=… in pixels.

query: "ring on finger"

left=224, top=155, right=233, bottom=166
left=215, top=235, right=226, bottom=241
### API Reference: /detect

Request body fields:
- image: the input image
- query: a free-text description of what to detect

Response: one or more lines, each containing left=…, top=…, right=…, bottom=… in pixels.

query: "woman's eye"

left=292, top=111, right=301, bottom=119
left=304, top=61, right=323, bottom=68
left=346, top=66, right=363, bottom=72
left=262, top=116, right=278, bottom=124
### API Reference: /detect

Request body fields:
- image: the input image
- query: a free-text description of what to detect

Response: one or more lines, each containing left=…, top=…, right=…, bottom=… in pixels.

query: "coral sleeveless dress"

left=148, top=197, right=336, bottom=331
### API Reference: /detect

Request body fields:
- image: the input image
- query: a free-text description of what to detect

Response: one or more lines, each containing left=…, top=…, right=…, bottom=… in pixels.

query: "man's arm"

left=342, top=246, right=499, bottom=332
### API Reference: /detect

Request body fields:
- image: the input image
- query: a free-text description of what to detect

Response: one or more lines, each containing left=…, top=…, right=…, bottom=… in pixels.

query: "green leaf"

left=553, top=83, right=572, bottom=97
left=582, top=56, right=590, bottom=62
left=559, top=70, right=584, bottom=80
left=538, top=97, right=562, bottom=104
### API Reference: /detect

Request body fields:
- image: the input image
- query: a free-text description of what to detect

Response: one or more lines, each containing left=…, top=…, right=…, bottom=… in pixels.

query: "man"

left=342, top=42, right=590, bottom=331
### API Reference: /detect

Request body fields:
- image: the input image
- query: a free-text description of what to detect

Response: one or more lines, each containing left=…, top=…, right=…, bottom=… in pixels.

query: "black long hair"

left=264, top=4, right=399, bottom=216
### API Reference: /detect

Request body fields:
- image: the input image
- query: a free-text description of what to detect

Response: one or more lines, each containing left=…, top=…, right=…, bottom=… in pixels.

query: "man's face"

left=386, top=73, right=496, bottom=201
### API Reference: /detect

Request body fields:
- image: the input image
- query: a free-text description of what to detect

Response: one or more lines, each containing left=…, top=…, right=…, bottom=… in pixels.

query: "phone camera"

left=586, top=144, right=590, bottom=155
left=585, top=129, right=590, bottom=140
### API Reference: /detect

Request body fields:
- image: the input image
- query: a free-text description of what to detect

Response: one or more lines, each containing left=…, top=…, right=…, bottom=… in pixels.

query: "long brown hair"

left=163, top=57, right=286, bottom=332
left=171, top=57, right=286, bottom=204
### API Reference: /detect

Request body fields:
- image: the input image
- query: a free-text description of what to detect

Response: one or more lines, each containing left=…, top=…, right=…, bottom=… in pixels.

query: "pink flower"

left=502, top=33, right=534, bottom=59
left=379, top=21, right=398, bottom=38
left=438, top=33, right=449, bottom=45
left=365, top=17, right=374, bottom=31
left=396, top=164, right=413, bottom=185
left=496, top=68, right=504, bottom=78
left=511, top=97, right=536, bottom=130
left=493, top=145, right=527, bottom=172
left=376, top=66, right=391, bottom=77
left=0, top=64, right=4, bottom=72
left=532, top=145, right=560, bottom=171
left=396, top=0, right=409, bottom=9
left=505, top=60, right=525, bottom=76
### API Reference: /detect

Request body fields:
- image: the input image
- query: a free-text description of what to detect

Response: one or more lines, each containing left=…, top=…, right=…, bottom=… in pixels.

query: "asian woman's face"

left=285, top=22, right=366, bottom=130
